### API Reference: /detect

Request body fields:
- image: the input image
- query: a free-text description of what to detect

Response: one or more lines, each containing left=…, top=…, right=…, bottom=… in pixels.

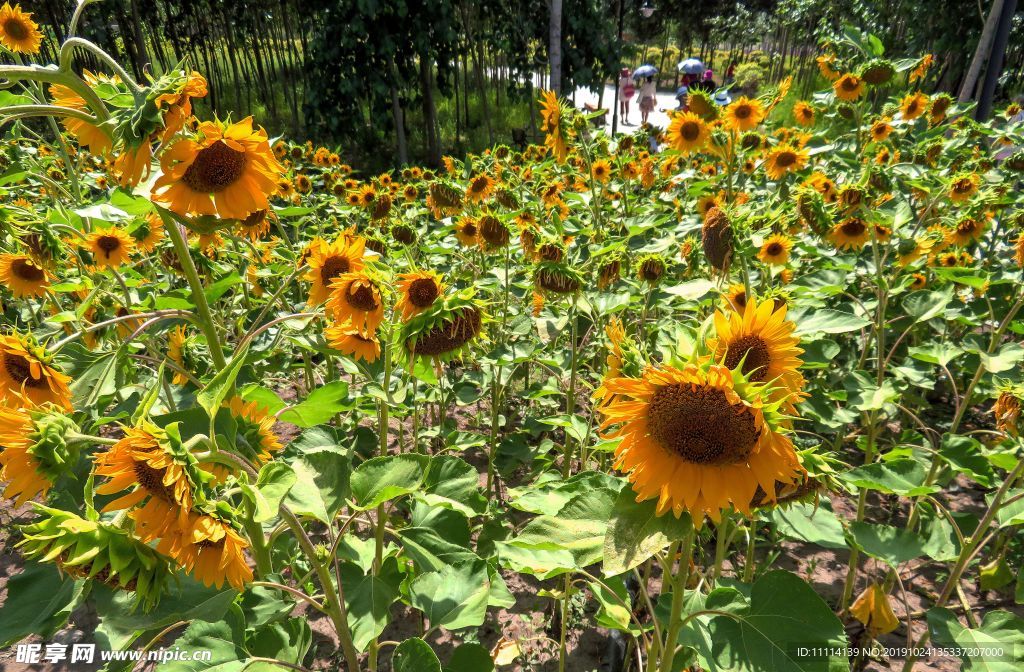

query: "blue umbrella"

left=632, top=64, right=658, bottom=79
left=678, top=58, right=705, bottom=75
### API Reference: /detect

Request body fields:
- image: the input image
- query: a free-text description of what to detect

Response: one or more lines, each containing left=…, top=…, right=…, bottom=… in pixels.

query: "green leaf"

left=421, top=455, right=486, bottom=516
left=239, top=385, right=287, bottom=415
left=399, top=526, right=480, bottom=571
left=939, top=435, right=995, bottom=487
left=926, top=608, right=1024, bottom=672
left=494, top=541, right=575, bottom=579
left=509, top=471, right=622, bottom=515
left=849, top=522, right=926, bottom=568
left=277, top=380, right=352, bottom=427
left=908, top=342, right=963, bottom=366
left=980, top=343, right=1024, bottom=374
left=196, top=345, right=250, bottom=421
left=132, top=361, right=166, bottom=424
left=0, top=562, right=84, bottom=647
left=704, top=571, right=848, bottom=672
left=932, top=266, right=991, bottom=289
left=160, top=610, right=248, bottom=671
left=283, top=446, right=351, bottom=523
left=590, top=576, right=635, bottom=632
left=444, top=643, right=495, bottom=672
left=603, top=488, right=693, bottom=575
left=350, top=453, right=430, bottom=510
left=770, top=502, right=847, bottom=550
left=790, top=308, right=870, bottom=336
left=512, top=486, right=621, bottom=569
left=903, top=286, right=953, bottom=323
left=340, top=559, right=402, bottom=652
left=409, top=560, right=491, bottom=631
left=393, top=638, right=442, bottom=672
left=247, top=618, right=312, bottom=669
left=839, top=458, right=940, bottom=497
left=241, top=461, right=296, bottom=522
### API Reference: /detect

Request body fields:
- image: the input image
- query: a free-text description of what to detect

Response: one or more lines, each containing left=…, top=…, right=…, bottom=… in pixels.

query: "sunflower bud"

left=26, top=408, right=80, bottom=477
left=18, top=504, right=174, bottom=612
left=860, top=59, right=895, bottom=85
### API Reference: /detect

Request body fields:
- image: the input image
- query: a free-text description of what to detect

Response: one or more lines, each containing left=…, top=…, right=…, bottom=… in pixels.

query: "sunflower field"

left=2, top=2, right=1024, bottom=672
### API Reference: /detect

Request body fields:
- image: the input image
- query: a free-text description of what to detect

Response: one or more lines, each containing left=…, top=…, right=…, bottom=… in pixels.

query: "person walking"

left=617, top=68, right=635, bottom=125
left=638, top=76, right=656, bottom=125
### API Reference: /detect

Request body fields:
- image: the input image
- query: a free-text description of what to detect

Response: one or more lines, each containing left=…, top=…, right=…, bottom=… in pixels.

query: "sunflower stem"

left=159, top=209, right=228, bottom=372
left=562, top=301, right=579, bottom=478
left=557, top=573, right=572, bottom=672
left=656, top=527, right=695, bottom=672
left=743, top=517, right=758, bottom=582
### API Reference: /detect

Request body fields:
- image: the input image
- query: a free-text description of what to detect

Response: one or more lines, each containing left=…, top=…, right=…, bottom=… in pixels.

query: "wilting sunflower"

left=48, top=72, right=115, bottom=155
left=0, top=403, right=78, bottom=505
left=597, top=361, right=803, bottom=523
left=0, top=253, right=50, bottom=298
left=994, top=390, right=1021, bottom=437
left=757, top=234, right=793, bottom=266
left=702, top=206, right=733, bottom=274
left=869, top=118, right=893, bottom=142
left=534, top=261, right=583, bottom=295
left=539, top=90, right=570, bottom=163
left=792, top=101, right=815, bottom=127
left=86, top=227, right=135, bottom=268
left=832, top=74, right=864, bottom=101
left=167, top=325, right=190, bottom=386
left=666, top=112, right=710, bottom=154
left=0, top=334, right=72, bottom=409
left=850, top=583, right=899, bottom=636
left=305, top=236, right=367, bottom=305
left=763, top=144, right=808, bottom=180
left=326, top=272, right=384, bottom=337
left=0, top=2, right=42, bottom=54
left=325, top=324, right=381, bottom=363
left=157, top=509, right=252, bottom=590
left=724, top=97, right=765, bottom=132
left=466, top=174, right=496, bottom=202
left=403, top=291, right=485, bottom=364
left=395, top=271, right=444, bottom=322
left=900, top=92, right=929, bottom=121
left=708, top=297, right=806, bottom=408
left=236, top=208, right=275, bottom=242
left=224, top=397, right=281, bottom=466
left=946, top=217, right=986, bottom=247
left=153, top=117, right=283, bottom=221
left=93, top=422, right=201, bottom=542
left=909, top=53, right=934, bottom=83
left=948, top=173, right=980, bottom=203
left=829, top=217, right=871, bottom=251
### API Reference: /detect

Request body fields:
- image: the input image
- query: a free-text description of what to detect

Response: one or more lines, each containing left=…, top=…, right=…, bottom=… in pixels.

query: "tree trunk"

left=420, top=56, right=441, bottom=166
left=549, top=0, right=563, bottom=94
left=976, top=0, right=1018, bottom=118
left=959, top=0, right=1006, bottom=102
left=128, top=0, right=149, bottom=73
left=390, top=55, right=409, bottom=165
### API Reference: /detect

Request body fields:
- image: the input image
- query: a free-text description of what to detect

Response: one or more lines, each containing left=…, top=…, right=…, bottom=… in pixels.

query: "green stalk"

left=562, top=303, right=579, bottom=478
left=656, top=528, right=696, bottom=672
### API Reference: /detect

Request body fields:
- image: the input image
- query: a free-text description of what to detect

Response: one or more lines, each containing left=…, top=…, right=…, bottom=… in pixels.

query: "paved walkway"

left=571, top=83, right=683, bottom=135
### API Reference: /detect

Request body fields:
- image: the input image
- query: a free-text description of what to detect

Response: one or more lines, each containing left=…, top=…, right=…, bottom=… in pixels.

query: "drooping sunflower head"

left=305, top=236, right=367, bottom=305
left=223, top=397, right=281, bottom=466
left=0, top=403, right=79, bottom=505
left=156, top=506, right=252, bottom=591
left=993, top=389, right=1022, bottom=437
left=18, top=504, right=174, bottom=612
left=946, top=216, right=986, bottom=247
left=597, top=254, right=623, bottom=290
left=860, top=59, right=895, bottom=86
left=724, top=97, right=765, bottom=132
left=929, top=93, right=953, bottom=125
left=86, top=227, right=135, bottom=269
left=478, top=214, right=511, bottom=250
left=426, top=181, right=464, bottom=219
left=635, top=253, right=667, bottom=285
left=598, top=361, right=803, bottom=524
left=687, top=90, right=717, bottom=120
left=539, top=90, right=571, bottom=163
left=0, top=333, right=72, bottom=410
left=0, top=2, right=42, bottom=54
left=948, top=173, right=980, bottom=203
left=534, top=261, right=583, bottom=295
left=701, top=206, right=734, bottom=273
left=395, top=271, right=444, bottom=322
left=236, top=208, right=275, bottom=242
left=325, top=271, right=385, bottom=337
left=326, top=323, right=382, bottom=363
left=0, top=253, right=50, bottom=298
left=402, top=290, right=486, bottom=365
left=153, top=116, right=284, bottom=221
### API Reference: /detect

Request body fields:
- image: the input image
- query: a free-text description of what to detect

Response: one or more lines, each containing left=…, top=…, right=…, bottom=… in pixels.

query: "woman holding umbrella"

left=617, top=68, right=635, bottom=125
left=633, top=65, right=658, bottom=125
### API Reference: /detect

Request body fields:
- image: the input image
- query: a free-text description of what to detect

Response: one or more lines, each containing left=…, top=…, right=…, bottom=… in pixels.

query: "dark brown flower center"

left=734, top=105, right=752, bottom=120
left=841, top=77, right=859, bottom=91
left=841, top=219, right=866, bottom=236
left=766, top=242, right=784, bottom=256
left=470, top=177, right=490, bottom=194
left=3, top=17, right=29, bottom=41
left=133, top=461, right=177, bottom=502
left=320, top=256, right=350, bottom=284
left=345, top=283, right=379, bottom=312
left=3, top=351, right=44, bottom=388
left=723, top=335, right=772, bottom=381
left=96, top=235, right=122, bottom=256
left=647, top=383, right=760, bottom=465
left=953, top=179, right=973, bottom=193
left=11, top=257, right=44, bottom=282
left=775, top=151, right=797, bottom=168
left=680, top=121, right=701, bottom=142
left=408, top=278, right=439, bottom=308
left=408, top=307, right=482, bottom=356
left=243, top=210, right=267, bottom=228
left=640, top=259, right=664, bottom=281
left=182, top=141, right=246, bottom=193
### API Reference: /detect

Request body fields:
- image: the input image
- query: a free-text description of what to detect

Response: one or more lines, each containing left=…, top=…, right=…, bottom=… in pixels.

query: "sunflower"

left=994, top=391, right=1021, bottom=437
left=850, top=583, right=899, bottom=636
left=305, top=237, right=367, bottom=305
left=454, top=217, right=480, bottom=247
left=93, top=423, right=199, bottom=541
left=792, top=101, right=815, bottom=127
left=724, top=97, right=765, bottom=132
left=948, top=173, right=980, bottom=202
left=539, top=90, right=569, bottom=163
left=590, top=159, right=612, bottom=183
left=708, top=297, right=805, bottom=406
left=635, top=254, right=666, bottom=285
left=48, top=73, right=114, bottom=155
left=597, top=361, right=803, bottom=524
left=356, top=183, right=378, bottom=207
left=816, top=54, right=840, bottom=80
left=829, top=217, right=870, bottom=250
left=0, top=334, right=72, bottom=409
left=0, top=404, right=73, bottom=505
left=832, top=74, right=864, bottom=102
left=0, top=2, right=42, bottom=54
left=167, top=326, right=190, bottom=386
left=909, top=54, right=934, bottom=83
left=763, top=144, right=808, bottom=180
left=326, top=272, right=384, bottom=336
left=132, top=213, right=165, bottom=253
left=0, top=253, right=50, bottom=298
left=1016, top=233, right=1024, bottom=269
left=909, top=272, right=927, bottom=290
left=236, top=208, right=275, bottom=242
left=153, top=117, right=283, bottom=221
left=395, top=271, right=444, bottom=322
left=466, top=174, right=495, bottom=202
left=294, top=174, right=313, bottom=194
left=946, top=217, right=986, bottom=247
left=869, top=119, right=893, bottom=142
left=403, top=184, right=419, bottom=202
left=929, top=94, right=953, bottom=125
left=86, top=227, right=135, bottom=268
left=757, top=234, right=793, bottom=266
left=325, top=324, right=381, bottom=363
left=158, top=510, right=252, bottom=590
left=224, top=397, right=281, bottom=466
left=900, top=92, right=928, bottom=121
left=403, top=292, right=485, bottom=364
left=112, top=143, right=153, bottom=188
left=666, top=112, right=710, bottom=154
